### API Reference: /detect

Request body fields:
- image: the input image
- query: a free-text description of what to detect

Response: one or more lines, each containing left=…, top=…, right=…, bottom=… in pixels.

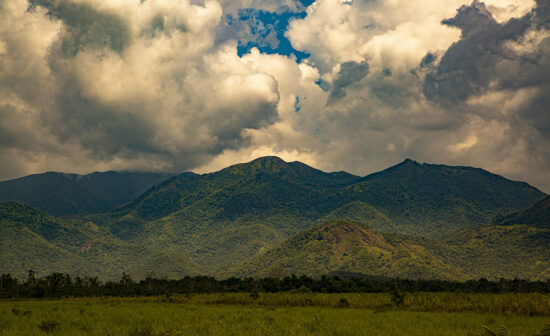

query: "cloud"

left=286, top=0, right=469, bottom=73
left=423, top=1, right=532, bottom=103
left=328, top=61, right=369, bottom=103
left=28, top=0, right=131, bottom=56
left=278, top=0, right=550, bottom=191
left=0, top=0, right=281, bottom=175
left=0, top=0, right=549, bottom=194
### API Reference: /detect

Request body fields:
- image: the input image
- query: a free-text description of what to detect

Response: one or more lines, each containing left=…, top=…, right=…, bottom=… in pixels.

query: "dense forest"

left=1, top=272, right=550, bottom=299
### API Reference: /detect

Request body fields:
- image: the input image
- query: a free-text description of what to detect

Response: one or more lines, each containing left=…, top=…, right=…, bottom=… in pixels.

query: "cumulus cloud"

left=280, top=0, right=550, bottom=191
left=0, top=0, right=281, bottom=176
left=0, top=0, right=549, bottom=193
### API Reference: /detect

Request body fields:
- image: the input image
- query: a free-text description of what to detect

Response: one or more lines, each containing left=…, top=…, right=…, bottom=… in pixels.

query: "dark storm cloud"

left=423, top=1, right=533, bottom=103
left=423, top=0, right=550, bottom=129
left=417, top=0, right=550, bottom=189
left=328, top=61, right=369, bottom=103
left=419, top=53, right=437, bottom=69
left=24, top=0, right=158, bottom=159
left=28, top=0, right=130, bottom=56
left=441, top=1, right=497, bottom=38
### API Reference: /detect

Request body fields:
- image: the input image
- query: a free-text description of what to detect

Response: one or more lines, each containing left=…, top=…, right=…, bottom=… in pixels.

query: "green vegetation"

left=169, top=292, right=550, bottom=316
left=3, top=271, right=550, bottom=301
left=96, top=157, right=545, bottom=273
left=3, top=202, right=550, bottom=280
left=0, top=203, right=199, bottom=279
left=228, top=220, right=550, bottom=280
left=442, top=224, right=550, bottom=279
left=331, top=159, right=545, bottom=238
left=0, top=157, right=548, bottom=280
left=227, top=220, right=461, bottom=279
left=0, top=296, right=549, bottom=335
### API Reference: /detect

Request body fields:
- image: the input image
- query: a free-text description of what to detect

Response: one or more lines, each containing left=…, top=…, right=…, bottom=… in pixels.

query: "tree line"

left=1, top=271, right=549, bottom=299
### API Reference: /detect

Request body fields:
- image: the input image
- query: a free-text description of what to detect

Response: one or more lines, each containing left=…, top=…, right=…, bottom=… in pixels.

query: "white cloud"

left=448, top=134, right=479, bottom=152
left=0, top=0, right=549, bottom=194
left=484, top=0, right=536, bottom=23
left=286, top=0, right=469, bottom=73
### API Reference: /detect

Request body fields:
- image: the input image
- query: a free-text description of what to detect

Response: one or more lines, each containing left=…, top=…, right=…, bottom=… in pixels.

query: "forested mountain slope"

left=95, top=157, right=544, bottom=271
left=1, top=157, right=546, bottom=279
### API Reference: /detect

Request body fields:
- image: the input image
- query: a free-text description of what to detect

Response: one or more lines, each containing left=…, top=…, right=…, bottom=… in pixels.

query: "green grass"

left=174, top=292, right=550, bottom=316
left=1, top=294, right=549, bottom=335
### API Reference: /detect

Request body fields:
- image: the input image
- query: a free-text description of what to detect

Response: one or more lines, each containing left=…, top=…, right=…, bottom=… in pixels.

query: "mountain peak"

left=401, top=158, right=421, bottom=166
left=250, top=156, right=287, bottom=166
left=222, top=156, right=290, bottom=176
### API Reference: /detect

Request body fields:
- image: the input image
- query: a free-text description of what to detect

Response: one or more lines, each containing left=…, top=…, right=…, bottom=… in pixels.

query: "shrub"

left=38, top=320, right=61, bottom=333
left=338, top=298, right=350, bottom=308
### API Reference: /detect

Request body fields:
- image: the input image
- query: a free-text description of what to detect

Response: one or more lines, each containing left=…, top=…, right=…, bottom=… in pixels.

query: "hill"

left=226, top=220, right=550, bottom=280
left=322, top=159, right=545, bottom=237
left=0, top=202, right=200, bottom=279
left=442, top=224, right=550, bottom=279
left=95, top=157, right=544, bottom=272
left=224, top=220, right=463, bottom=280
left=0, top=171, right=171, bottom=216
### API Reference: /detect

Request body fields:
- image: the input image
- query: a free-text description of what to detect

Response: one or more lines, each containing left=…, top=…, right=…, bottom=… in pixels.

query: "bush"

left=338, top=298, right=350, bottom=308
left=38, top=320, right=60, bottom=333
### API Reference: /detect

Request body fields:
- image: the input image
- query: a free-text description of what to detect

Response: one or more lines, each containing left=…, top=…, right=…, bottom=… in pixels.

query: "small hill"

left=224, top=220, right=464, bottom=280
left=226, top=219, right=550, bottom=280
left=0, top=171, right=171, bottom=216
left=493, top=196, right=550, bottom=228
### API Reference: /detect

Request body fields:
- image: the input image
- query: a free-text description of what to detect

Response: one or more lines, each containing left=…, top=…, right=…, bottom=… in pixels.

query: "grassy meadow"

left=1, top=293, right=549, bottom=335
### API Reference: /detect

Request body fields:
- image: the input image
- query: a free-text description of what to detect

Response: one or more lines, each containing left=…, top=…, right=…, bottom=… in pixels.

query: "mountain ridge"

left=88, top=156, right=546, bottom=273
left=0, top=157, right=548, bottom=280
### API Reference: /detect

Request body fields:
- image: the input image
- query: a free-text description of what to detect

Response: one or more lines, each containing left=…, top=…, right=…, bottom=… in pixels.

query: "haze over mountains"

left=0, top=171, right=171, bottom=216
left=0, top=157, right=548, bottom=280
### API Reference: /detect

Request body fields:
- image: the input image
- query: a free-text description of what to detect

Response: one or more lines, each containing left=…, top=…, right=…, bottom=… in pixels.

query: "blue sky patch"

left=229, top=8, right=310, bottom=62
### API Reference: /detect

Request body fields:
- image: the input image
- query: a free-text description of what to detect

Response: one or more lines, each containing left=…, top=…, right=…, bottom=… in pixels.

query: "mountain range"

left=0, top=171, right=171, bottom=216
left=0, top=157, right=548, bottom=280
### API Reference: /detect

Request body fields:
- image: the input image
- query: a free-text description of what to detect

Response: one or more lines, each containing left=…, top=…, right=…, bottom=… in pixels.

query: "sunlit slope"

left=227, top=220, right=550, bottom=280
left=225, top=220, right=463, bottom=280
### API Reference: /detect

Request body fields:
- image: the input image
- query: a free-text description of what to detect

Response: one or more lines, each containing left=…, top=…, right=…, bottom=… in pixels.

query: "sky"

left=0, top=0, right=549, bottom=192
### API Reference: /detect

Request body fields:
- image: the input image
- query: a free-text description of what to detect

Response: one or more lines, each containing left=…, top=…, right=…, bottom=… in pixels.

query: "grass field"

left=1, top=293, right=549, bottom=335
